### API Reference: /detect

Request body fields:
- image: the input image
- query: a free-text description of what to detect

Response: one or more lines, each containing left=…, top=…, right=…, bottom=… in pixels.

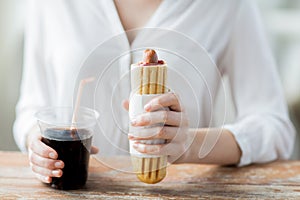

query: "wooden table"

left=1, top=151, right=300, bottom=199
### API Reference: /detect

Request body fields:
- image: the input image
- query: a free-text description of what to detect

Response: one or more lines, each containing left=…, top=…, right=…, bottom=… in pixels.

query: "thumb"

left=91, top=146, right=99, bottom=154
left=122, top=99, right=129, bottom=111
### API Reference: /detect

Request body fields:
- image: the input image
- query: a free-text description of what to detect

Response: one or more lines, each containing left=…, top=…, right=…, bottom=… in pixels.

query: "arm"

left=13, top=0, right=63, bottom=183
left=15, top=1, right=99, bottom=184
left=220, top=0, right=295, bottom=166
left=13, top=0, right=50, bottom=152
left=176, top=128, right=241, bottom=165
left=127, top=93, right=241, bottom=165
left=129, top=0, right=295, bottom=166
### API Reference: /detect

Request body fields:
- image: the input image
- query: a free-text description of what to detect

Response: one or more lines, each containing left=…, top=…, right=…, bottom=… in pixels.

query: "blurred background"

left=0, top=1, right=300, bottom=159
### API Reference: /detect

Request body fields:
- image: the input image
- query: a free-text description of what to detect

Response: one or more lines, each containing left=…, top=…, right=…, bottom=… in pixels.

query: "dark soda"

left=41, top=128, right=92, bottom=190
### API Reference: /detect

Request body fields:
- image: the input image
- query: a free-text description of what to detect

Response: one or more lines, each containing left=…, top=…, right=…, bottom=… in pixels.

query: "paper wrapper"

left=129, top=64, right=168, bottom=184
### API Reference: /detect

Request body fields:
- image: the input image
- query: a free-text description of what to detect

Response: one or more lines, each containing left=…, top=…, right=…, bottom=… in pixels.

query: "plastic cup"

left=35, top=107, right=99, bottom=190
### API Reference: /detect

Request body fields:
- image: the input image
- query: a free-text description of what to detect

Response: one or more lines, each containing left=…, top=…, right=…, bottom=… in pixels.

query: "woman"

left=14, top=0, right=295, bottom=183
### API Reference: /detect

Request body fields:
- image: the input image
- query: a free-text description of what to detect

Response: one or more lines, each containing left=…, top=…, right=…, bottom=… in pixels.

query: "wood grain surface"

left=1, top=151, right=300, bottom=199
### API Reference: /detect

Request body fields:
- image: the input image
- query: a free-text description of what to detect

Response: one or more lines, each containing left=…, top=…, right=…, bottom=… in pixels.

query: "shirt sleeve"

left=13, top=0, right=50, bottom=152
left=220, top=0, right=296, bottom=166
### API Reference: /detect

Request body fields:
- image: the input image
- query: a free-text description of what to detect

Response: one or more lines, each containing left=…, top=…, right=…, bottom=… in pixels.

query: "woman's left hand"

left=125, top=93, right=190, bottom=163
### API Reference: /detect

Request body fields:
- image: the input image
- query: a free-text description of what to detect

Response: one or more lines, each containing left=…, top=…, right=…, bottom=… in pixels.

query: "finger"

left=91, top=146, right=99, bottom=154
left=133, top=142, right=182, bottom=156
left=129, top=126, right=162, bottom=139
left=133, top=142, right=161, bottom=154
left=29, top=152, right=64, bottom=169
left=35, top=173, right=52, bottom=184
left=31, top=164, right=63, bottom=178
left=129, top=126, right=179, bottom=140
left=122, top=99, right=129, bottom=111
left=144, top=93, right=182, bottom=112
left=29, top=137, right=58, bottom=160
left=131, top=111, right=188, bottom=127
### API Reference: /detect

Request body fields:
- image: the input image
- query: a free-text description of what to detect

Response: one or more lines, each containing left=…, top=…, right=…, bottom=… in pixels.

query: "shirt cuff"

left=223, top=124, right=252, bottom=167
left=13, top=112, right=39, bottom=152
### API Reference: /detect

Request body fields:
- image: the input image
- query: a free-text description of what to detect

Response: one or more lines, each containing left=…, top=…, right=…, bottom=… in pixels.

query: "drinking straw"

left=71, top=77, right=95, bottom=125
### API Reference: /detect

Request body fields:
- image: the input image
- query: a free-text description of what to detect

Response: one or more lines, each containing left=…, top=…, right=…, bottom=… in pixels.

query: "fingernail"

left=144, top=104, right=151, bottom=111
left=131, top=118, right=137, bottom=126
left=44, top=176, right=51, bottom=183
left=55, top=162, right=63, bottom=168
left=128, top=134, right=134, bottom=139
left=49, top=152, right=56, bottom=159
left=52, top=170, right=61, bottom=176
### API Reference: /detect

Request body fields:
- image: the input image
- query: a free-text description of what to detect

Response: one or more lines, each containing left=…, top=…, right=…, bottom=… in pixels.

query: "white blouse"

left=14, top=0, right=295, bottom=166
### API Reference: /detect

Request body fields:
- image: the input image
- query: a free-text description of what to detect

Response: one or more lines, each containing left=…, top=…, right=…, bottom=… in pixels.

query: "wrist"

left=172, top=128, right=199, bottom=164
left=172, top=128, right=241, bottom=165
left=26, top=125, right=41, bottom=151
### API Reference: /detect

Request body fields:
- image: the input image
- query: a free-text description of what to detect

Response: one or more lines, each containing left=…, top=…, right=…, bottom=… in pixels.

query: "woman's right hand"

left=27, top=131, right=64, bottom=183
left=27, top=130, right=99, bottom=183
